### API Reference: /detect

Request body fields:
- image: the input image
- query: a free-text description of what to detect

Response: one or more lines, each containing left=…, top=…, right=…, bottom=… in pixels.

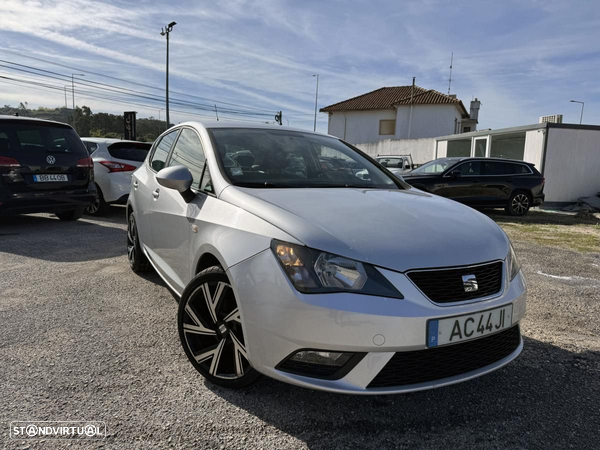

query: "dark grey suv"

left=0, top=116, right=95, bottom=220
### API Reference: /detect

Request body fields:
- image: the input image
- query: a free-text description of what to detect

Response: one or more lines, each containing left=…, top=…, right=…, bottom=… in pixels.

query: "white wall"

left=396, top=104, right=463, bottom=140
left=354, top=138, right=436, bottom=164
left=327, top=110, right=397, bottom=144
left=326, top=104, right=464, bottom=144
left=436, top=140, right=448, bottom=158
left=543, top=128, right=600, bottom=202
left=523, top=129, right=545, bottom=168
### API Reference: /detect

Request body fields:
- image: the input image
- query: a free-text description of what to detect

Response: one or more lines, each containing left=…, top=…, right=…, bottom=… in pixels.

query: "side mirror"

left=450, top=170, right=462, bottom=179
left=156, top=166, right=194, bottom=202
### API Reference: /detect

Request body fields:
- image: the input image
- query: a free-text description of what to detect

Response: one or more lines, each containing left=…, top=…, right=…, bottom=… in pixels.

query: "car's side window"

left=200, top=166, right=213, bottom=193
left=456, top=161, right=481, bottom=176
left=167, top=128, right=206, bottom=190
left=483, top=162, right=507, bottom=175
left=150, top=130, right=178, bottom=172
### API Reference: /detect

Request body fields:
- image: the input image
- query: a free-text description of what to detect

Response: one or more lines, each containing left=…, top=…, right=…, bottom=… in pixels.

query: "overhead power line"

left=0, top=47, right=278, bottom=114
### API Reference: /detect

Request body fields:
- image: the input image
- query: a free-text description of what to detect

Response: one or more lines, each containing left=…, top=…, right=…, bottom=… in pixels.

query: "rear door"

left=0, top=120, right=91, bottom=194
left=481, top=161, right=512, bottom=205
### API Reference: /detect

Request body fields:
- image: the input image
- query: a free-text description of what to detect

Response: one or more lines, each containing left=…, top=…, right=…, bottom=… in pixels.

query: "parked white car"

left=81, top=138, right=152, bottom=215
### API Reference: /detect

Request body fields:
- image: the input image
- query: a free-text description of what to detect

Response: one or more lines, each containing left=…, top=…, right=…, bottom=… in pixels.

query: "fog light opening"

left=277, top=349, right=366, bottom=380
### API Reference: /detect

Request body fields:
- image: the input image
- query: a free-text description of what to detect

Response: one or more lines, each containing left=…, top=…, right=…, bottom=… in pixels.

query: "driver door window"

left=167, top=129, right=206, bottom=190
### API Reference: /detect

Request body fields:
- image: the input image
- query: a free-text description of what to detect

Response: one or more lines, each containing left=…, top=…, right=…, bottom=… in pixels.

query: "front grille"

left=368, top=325, right=521, bottom=388
left=407, top=261, right=503, bottom=303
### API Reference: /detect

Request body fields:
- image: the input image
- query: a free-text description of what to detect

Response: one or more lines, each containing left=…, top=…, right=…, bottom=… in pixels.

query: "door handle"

left=152, top=188, right=160, bottom=199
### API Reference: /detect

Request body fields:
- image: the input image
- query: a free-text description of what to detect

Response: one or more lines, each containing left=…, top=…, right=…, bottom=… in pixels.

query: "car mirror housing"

left=450, top=170, right=462, bottom=179
left=156, top=166, right=194, bottom=201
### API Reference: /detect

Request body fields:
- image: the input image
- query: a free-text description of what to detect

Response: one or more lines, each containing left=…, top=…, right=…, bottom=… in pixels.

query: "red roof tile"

left=320, top=86, right=469, bottom=116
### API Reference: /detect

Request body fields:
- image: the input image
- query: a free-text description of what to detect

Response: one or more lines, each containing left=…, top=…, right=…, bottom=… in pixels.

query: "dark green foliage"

left=0, top=104, right=167, bottom=142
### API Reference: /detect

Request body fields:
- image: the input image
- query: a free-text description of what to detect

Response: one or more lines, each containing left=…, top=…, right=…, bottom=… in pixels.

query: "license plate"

left=33, top=174, right=68, bottom=182
left=427, top=304, right=513, bottom=348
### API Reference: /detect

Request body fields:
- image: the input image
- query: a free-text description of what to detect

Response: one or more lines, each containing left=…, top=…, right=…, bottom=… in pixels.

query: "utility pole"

left=447, top=52, right=454, bottom=95
left=214, top=104, right=219, bottom=121
left=275, top=111, right=282, bottom=125
left=570, top=100, right=584, bottom=124
left=71, top=73, right=84, bottom=110
left=160, top=21, right=177, bottom=130
left=313, top=74, right=319, bottom=131
left=407, top=77, right=415, bottom=139
left=64, top=86, right=68, bottom=108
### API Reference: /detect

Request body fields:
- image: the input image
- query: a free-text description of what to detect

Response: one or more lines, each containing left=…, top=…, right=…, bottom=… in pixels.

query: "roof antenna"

left=447, top=52, right=453, bottom=95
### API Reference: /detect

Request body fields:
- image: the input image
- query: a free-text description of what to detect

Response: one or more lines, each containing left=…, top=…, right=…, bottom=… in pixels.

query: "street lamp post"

left=71, top=73, right=84, bottom=110
left=312, top=74, right=319, bottom=132
left=160, top=21, right=177, bottom=130
left=569, top=100, right=584, bottom=125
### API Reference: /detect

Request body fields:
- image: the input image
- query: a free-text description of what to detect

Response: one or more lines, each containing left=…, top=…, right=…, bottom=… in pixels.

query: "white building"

left=320, top=85, right=480, bottom=144
left=435, top=123, right=600, bottom=205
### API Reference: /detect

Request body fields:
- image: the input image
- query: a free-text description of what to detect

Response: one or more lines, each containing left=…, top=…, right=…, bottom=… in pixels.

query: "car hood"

left=220, top=186, right=509, bottom=272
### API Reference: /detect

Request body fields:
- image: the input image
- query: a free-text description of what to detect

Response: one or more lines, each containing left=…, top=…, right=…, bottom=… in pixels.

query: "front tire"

left=127, top=212, right=151, bottom=273
left=178, top=266, right=260, bottom=388
left=55, top=207, right=85, bottom=221
left=506, top=191, right=531, bottom=216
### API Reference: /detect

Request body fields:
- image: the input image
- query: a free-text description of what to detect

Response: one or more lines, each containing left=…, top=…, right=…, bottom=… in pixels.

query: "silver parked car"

left=127, top=122, right=526, bottom=394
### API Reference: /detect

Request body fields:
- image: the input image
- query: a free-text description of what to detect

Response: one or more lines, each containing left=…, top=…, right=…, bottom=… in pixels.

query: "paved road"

left=1, top=208, right=599, bottom=449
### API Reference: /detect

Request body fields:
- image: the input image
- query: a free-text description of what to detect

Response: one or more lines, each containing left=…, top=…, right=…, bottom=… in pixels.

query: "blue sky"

left=0, top=0, right=598, bottom=132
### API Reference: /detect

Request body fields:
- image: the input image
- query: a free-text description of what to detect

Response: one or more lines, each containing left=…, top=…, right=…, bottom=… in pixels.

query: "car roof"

left=450, top=157, right=534, bottom=165
left=180, top=120, right=326, bottom=137
left=0, top=115, right=72, bottom=127
left=80, top=137, right=150, bottom=145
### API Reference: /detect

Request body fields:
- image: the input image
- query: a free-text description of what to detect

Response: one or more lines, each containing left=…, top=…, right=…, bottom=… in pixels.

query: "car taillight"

left=76, top=157, right=94, bottom=168
left=0, top=156, right=20, bottom=167
left=99, top=160, right=137, bottom=173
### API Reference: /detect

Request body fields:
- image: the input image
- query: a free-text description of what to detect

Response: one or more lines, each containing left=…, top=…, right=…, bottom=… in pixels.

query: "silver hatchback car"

left=127, top=122, right=526, bottom=394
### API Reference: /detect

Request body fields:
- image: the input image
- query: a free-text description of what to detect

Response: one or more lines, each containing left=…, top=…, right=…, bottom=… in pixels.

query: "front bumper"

left=227, top=249, right=527, bottom=394
left=0, top=187, right=96, bottom=216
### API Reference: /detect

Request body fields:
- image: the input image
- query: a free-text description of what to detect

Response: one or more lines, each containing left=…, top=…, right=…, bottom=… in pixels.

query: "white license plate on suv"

left=33, top=174, right=68, bottom=182
left=427, top=304, right=513, bottom=348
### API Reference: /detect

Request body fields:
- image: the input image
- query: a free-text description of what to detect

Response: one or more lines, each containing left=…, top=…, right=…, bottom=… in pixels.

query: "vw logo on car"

left=46, top=155, right=56, bottom=164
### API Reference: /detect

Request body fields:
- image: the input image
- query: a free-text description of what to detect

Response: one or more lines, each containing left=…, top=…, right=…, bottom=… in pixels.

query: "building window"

left=446, top=139, right=471, bottom=157
left=379, top=120, right=396, bottom=135
left=490, top=132, right=526, bottom=160
left=463, top=127, right=471, bottom=132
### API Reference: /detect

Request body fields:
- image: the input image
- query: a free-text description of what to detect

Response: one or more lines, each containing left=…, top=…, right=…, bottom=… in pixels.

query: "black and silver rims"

left=178, top=266, right=260, bottom=388
left=127, top=212, right=150, bottom=273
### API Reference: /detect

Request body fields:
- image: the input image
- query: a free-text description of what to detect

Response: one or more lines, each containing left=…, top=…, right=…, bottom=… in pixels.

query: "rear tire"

left=178, top=266, right=261, bottom=389
left=127, top=212, right=151, bottom=273
left=55, top=208, right=85, bottom=221
left=506, top=191, right=531, bottom=216
left=86, top=186, right=111, bottom=216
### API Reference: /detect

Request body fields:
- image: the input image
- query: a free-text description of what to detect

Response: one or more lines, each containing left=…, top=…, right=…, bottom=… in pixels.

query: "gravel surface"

left=1, top=208, right=599, bottom=449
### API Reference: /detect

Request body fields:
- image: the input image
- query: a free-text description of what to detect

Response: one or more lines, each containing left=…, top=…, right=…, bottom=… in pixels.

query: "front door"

left=149, top=128, right=209, bottom=292
left=439, top=160, right=484, bottom=205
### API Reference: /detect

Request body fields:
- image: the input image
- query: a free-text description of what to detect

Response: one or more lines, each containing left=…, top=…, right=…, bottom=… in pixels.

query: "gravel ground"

left=1, top=207, right=599, bottom=449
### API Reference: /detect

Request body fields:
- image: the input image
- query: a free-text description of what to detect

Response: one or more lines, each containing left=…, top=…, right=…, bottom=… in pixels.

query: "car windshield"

left=376, top=157, right=404, bottom=168
left=209, top=128, right=401, bottom=189
left=411, top=158, right=457, bottom=174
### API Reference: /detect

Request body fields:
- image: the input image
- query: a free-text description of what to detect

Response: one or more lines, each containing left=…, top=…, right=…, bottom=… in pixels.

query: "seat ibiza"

left=127, top=122, right=526, bottom=394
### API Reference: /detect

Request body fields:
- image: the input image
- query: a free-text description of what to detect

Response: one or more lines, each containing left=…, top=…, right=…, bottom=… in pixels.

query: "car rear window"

left=107, top=142, right=151, bottom=162
left=0, top=121, right=87, bottom=156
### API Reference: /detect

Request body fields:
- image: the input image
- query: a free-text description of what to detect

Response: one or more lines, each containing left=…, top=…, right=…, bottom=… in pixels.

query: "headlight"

left=507, top=243, right=521, bottom=281
left=271, top=240, right=403, bottom=298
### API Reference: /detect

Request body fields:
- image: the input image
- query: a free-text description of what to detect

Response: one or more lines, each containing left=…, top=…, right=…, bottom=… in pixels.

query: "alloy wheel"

left=87, top=193, right=100, bottom=214
left=512, top=194, right=529, bottom=215
left=181, top=281, right=250, bottom=379
left=127, top=215, right=137, bottom=266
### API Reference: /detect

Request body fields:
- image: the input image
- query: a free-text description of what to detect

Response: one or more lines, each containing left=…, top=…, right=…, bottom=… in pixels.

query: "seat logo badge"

left=462, top=274, right=478, bottom=292
left=46, top=155, right=56, bottom=164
